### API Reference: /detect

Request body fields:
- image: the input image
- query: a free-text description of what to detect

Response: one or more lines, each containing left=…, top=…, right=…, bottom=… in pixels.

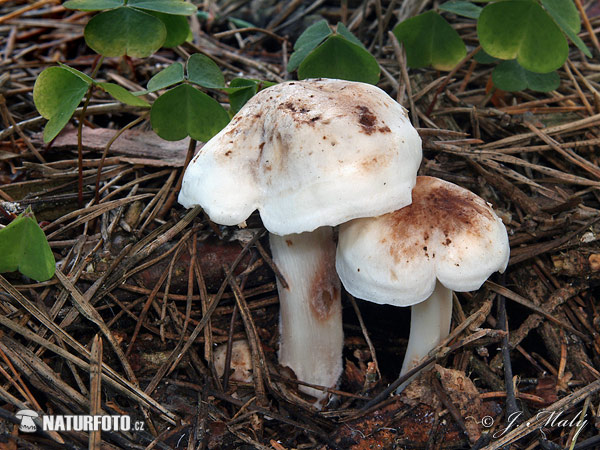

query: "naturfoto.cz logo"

left=16, top=411, right=145, bottom=433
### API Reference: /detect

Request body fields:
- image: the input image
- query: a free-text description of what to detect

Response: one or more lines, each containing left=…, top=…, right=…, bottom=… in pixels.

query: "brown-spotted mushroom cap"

left=178, top=78, right=422, bottom=235
left=336, top=176, right=510, bottom=304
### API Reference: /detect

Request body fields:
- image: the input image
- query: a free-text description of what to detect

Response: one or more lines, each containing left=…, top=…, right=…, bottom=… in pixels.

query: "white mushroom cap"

left=336, top=176, right=510, bottom=305
left=178, top=78, right=422, bottom=235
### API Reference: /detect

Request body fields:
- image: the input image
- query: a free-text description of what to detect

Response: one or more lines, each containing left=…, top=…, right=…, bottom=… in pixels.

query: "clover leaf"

left=541, top=0, right=591, bottom=57
left=287, top=20, right=332, bottom=72
left=84, top=7, right=167, bottom=57
left=492, top=59, right=560, bottom=92
left=393, top=11, right=466, bottom=71
left=150, top=84, right=230, bottom=141
left=298, top=35, right=380, bottom=84
left=477, top=0, right=568, bottom=73
left=147, top=62, right=185, bottom=92
left=0, top=210, right=55, bottom=281
left=187, top=53, right=226, bottom=89
left=33, top=66, right=91, bottom=142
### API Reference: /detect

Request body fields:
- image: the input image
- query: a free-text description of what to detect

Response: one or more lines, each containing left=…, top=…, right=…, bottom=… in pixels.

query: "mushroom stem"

left=396, top=280, right=453, bottom=393
left=269, top=227, right=343, bottom=401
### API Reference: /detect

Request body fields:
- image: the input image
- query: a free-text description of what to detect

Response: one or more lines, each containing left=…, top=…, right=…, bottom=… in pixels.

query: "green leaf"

left=226, top=78, right=257, bottom=115
left=294, top=19, right=332, bottom=51
left=492, top=59, right=560, bottom=92
left=33, top=67, right=90, bottom=142
left=0, top=212, right=55, bottom=281
left=553, top=23, right=590, bottom=57
left=150, top=84, right=230, bottom=141
left=63, top=0, right=122, bottom=10
left=129, top=0, right=195, bottom=16
left=57, top=62, right=94, bottom=84
left=298, top=35, right=380, bottom=84
left=492, top=60, right=527, bottom=91
left=525, top=69, right=561, bottom=92
left=287, top=19, right=332, bottom=72
left=335, top=22, right=365, bottom=48
left=559, top=28, right=590, bottom=58
left=542, top=0, right=591, bottom=57
left=474, top=48, right=498, bottom=64
left=439, top=1, right=482, bottom=19
left=393, top=11, right=467, bottom=71
left=146, top=10, right=191, bottom=47
left=97, top=82, right=150, bottom=106
left=128, top=0, right=196, bottom=15
left=84, top=7, right=166, bottom=57
left=255, top=79, right=277, bottom=90
left=542, top=0, right=580, bottom=33
left=477, top=1, right=568, bottom=73
left=187, top=53, right=225, bottom=89
left=147, top=62, right=185, bottom=91
left=221, top=77, right=275, bottom=94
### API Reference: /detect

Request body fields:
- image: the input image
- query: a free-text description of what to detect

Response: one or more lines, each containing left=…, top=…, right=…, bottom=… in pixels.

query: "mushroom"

left=178, top=79, right=422, bottom=400
left=336, top=176, right=509, bottom=391
left=214, top=340, right=253, bottom=383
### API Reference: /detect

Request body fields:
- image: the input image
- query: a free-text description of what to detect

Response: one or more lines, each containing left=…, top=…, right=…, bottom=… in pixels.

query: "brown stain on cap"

left=356, top=105, right=377, bottom=133
left=385, top=176, right=496, bottom=263
left=277, top=99, right=323, bottom=126
left=212, top=79, right=409, bottom=189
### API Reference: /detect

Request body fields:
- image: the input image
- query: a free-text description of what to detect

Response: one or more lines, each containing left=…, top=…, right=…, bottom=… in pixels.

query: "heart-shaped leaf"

left=57, top=62, right=94, bottom=84
left=128, top=0, right=196, bottom=15
left=150, top=84, right=230, bottom=141
left=287, top=19, right=332, bottom=72
left=187, top=53, right=225, bottom=89
left=298, top=35, right=380, bottom=84
left=0, top=212, right=55, bottom=281
left=97, top=82, right=150, bottom=106
left=147, top=62, right=185, bottom=92
left=147, top=11, right=191, bottom=47
left=63, top=0, right=122, bottom=10
left=335, top=22, right=365, bottom=48
left=33, top=66, right=91, bottom=142
left=393, top=11, right=466, bottom=71
left=541, top=0, right=591, bottom=57
left=542, top=0, right=580, bottom=33
left=492, top=59, right=560, bottom=92
left=474, top=48, right=498, bottom=64
left=524, top=70, right=561, bottom=93
left=84, top=7, right=166, bottom=57
left=439, top=1, right=482, bottom=19
left=477, top=0, right=568, bottom=73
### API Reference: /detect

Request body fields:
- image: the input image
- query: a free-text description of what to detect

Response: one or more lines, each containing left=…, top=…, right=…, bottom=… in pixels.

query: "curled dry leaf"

left=434, top=365, right=483, bottom=442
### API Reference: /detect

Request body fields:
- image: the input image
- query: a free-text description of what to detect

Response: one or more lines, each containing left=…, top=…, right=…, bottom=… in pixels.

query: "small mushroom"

left=179, top=79, right=422, bottom=400
left=214, top=340, right=253, bottom=383
left=336, top=176, right=509, bottom=391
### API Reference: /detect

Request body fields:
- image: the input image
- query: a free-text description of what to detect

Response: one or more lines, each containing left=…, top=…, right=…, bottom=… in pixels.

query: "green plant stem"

left=76, top=55, right=104, bottom=207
